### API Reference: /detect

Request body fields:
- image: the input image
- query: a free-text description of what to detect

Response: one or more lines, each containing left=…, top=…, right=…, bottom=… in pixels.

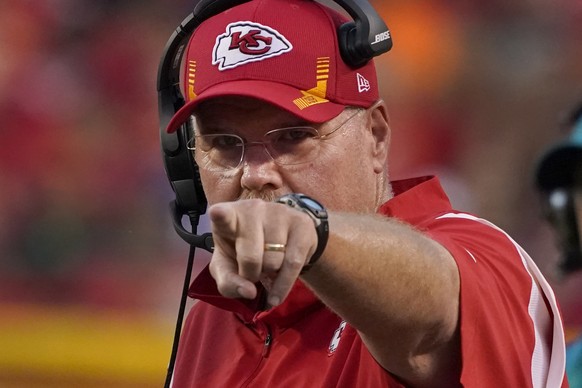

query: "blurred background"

left=1, top=0, right=581, bottom=386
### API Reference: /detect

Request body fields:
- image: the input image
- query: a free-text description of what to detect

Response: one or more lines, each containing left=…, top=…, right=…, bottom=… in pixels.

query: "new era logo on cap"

left=357, top=73, right=370, bottom=93
left=213, top=22, right=293, bottom=71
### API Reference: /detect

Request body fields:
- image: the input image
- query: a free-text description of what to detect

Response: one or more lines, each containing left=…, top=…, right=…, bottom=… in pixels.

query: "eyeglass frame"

left=186, top=108, right=364, bottom=171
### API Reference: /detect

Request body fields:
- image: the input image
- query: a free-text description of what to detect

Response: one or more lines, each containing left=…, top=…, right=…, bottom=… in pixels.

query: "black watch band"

left=276, top=193, right=329, bottom=273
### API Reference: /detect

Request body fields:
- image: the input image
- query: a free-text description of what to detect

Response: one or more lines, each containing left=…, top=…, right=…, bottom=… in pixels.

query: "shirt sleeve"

left=422, top=212, right=567, bottom=388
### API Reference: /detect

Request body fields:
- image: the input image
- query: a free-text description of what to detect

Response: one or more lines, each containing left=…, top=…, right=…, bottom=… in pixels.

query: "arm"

left=207, top=201, right=460, bottom=387
left=303, top=211, right=460, bottom=387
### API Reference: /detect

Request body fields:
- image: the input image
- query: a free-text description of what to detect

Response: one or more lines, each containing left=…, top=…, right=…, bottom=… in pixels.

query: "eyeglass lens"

left=189, top=109, right=361, bottom=171
left=193, top=126, right=320, bottom=170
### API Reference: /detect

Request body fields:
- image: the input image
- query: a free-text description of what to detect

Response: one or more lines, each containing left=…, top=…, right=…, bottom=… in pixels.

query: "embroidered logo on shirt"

left=213, top=21, right=293, bottom=71
left=328, top=320, right=347, bottom=355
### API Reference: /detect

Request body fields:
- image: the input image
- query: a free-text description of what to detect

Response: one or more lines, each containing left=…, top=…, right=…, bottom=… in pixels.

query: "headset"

left=157, top=0, right=392, bottom=252
left=536, top=98, right=582, bottom=277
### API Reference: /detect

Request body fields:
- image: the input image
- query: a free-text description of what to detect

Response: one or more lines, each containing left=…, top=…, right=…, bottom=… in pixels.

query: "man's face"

left=191, top=96, right=390, bottom=212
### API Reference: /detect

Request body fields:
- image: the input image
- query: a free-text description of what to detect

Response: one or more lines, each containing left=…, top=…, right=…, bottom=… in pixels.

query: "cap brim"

left=165, top=80, right=346, bottom=133
left=536, top=144, right=582, bottom=190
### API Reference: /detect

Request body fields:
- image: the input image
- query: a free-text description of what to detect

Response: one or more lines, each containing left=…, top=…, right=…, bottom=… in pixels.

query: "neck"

left=376, top=172, right=393, bottom=209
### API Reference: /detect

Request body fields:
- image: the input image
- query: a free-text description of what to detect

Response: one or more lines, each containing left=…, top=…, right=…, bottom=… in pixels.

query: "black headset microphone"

left=157, top=1, right=392, bottom=386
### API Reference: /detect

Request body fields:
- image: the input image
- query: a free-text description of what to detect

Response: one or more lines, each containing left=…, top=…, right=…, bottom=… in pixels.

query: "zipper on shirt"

left=241, top=324, right=272, bottom=388
left=251, top=311, right=272, bottom=358
left=262, top=331, right=272, bottom=358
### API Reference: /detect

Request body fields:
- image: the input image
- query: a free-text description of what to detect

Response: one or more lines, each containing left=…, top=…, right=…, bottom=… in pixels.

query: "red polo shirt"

left=171, top=176, right=567, bottom=387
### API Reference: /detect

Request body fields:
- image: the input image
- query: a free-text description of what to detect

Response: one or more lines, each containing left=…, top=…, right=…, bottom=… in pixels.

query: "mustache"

left=239, top=190, right=277, bottom=202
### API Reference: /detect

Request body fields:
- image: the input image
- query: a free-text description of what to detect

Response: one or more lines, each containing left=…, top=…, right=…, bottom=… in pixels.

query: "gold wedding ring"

left=264, top=243, right=286, bottom=252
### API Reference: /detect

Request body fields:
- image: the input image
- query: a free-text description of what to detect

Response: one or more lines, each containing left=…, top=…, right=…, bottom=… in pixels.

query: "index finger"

left=209, top=249, right=258, bottom=300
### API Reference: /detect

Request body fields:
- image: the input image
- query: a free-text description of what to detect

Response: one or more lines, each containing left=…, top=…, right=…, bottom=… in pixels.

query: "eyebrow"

left=193, top=117, right=317, bottom=136
left=195, top=125, right=236, bottom=135
left=190, top=117, right=231, bottom=135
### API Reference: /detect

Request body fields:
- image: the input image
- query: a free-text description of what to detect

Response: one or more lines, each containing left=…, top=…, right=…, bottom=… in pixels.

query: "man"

left=536, top=98, right=582, bottom=387
left=160, top=0, right=567, bottom=386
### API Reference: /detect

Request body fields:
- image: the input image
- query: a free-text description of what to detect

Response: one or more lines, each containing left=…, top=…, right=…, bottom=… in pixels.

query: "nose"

left=240, top=143, right=283, bottom=192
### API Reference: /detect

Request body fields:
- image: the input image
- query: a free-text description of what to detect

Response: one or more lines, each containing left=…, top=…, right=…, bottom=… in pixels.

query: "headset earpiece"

left=335, top=0, right=392, bottom=68
left=337, top=22, right=362, bottom=67
left=162, top=120, right=206, bottom=214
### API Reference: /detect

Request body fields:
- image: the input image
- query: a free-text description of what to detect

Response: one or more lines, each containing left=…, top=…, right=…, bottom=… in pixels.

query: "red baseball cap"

left=165, top=0, right=380, bottom=133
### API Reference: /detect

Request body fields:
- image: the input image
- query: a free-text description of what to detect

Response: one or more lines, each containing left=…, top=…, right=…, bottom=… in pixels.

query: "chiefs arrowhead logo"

left=213, top=22, right=293, bottom=71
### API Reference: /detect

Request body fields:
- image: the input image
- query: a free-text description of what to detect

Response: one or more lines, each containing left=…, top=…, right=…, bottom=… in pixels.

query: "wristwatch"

left=276, top=193, right=329, bottom=272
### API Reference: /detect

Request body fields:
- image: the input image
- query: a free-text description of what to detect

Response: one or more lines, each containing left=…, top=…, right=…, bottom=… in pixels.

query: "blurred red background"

left=1, top=0, right=581, bottom=386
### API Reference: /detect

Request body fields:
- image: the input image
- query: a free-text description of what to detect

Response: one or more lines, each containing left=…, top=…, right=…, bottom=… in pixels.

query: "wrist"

left=275, top=193, right=329, bottom=273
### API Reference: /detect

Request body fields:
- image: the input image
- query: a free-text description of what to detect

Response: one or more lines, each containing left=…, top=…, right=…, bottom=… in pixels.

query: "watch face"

left=301, top=196, right=324, bottom=210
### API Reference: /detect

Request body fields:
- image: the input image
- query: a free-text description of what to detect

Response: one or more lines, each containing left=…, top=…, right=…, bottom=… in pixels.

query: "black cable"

left=164, top=213, right=200, bottom=388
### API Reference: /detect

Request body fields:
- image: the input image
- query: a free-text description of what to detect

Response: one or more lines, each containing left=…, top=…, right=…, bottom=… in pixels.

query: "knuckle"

left=262, top=258, right=280, bottom=273
left=208, top=260, right=220, bottom=278
left=244, top=198, right=267, bottom=212
left=239, top=254, right=260, bottom=267
left=286, top=255, right=305, bottom=271
left=213, top=277, right=232, bottom=296
left=216, top=273, right=238, bottom=298
left=215, top=282, right=231, bottom=296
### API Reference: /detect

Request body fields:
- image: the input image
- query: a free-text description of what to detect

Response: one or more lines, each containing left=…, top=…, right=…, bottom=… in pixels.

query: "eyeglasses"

left=187, top=109, right=362, bottom=171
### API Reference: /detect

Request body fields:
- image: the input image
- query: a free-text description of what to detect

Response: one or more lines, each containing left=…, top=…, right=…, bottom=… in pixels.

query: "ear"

left=367, top=99, right=391, bottom=173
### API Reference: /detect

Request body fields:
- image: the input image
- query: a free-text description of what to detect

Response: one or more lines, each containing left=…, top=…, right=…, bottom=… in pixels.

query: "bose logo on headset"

left=373, top=31, right=391, bottom=45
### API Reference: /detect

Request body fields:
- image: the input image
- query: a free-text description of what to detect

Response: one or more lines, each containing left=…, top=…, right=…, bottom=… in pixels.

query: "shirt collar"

left=380, top=175, right=453, bottom=224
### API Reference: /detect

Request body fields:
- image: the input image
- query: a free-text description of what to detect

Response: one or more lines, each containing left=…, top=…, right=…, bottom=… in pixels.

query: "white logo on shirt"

left=328, top=320, right=347, bottom=355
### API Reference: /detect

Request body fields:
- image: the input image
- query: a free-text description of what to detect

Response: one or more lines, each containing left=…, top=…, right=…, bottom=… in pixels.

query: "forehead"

left=193, top=96, right=311, bottom=131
